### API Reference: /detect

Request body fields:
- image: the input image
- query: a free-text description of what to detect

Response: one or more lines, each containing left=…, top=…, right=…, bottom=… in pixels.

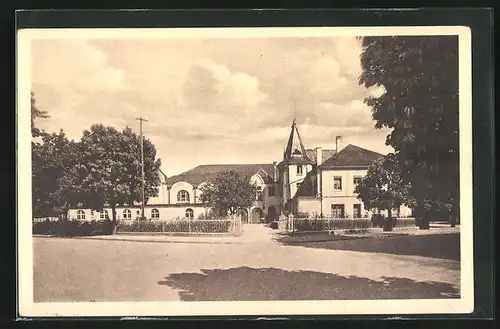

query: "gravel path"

left=33, top=225, right=460, bottom=302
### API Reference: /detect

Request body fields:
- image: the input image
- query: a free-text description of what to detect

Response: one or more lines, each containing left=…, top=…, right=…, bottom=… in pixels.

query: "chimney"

left=273, top=161, right=278, bottom=182
left=315, top=147, right=322, bottom=166
left=335, top=136, right=343, bottom=154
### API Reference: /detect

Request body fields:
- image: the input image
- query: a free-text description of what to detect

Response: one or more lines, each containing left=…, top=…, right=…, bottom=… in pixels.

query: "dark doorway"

left=267, top=206, right=277, bottom=222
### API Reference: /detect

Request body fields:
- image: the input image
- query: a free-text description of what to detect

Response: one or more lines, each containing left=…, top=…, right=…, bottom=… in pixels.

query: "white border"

left=17, top=26, right=473, bottom=317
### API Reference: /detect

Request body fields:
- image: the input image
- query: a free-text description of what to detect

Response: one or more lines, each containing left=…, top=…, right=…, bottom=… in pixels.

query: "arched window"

left=177, top=190, right=190, bottom=203
left=76, top=210, right=85, bottom=220
left=185, top=208, right=194, bottom=220
left=100, top=210, right=109, bottom=220
left=151, top=208, right=160, bottom=219
left=123, top=209, right=132, bottom=219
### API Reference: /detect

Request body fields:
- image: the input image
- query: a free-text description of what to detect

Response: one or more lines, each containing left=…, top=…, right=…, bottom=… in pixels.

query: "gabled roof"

left=166, top=164, right=275, bottom=187
left=320, top=144, right=384, bottom=168
left=294, top=168, right=318, bottom=197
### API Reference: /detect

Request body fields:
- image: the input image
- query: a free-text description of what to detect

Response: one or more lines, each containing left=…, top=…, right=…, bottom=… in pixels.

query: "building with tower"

left=68, top=119, right=412, bottom=222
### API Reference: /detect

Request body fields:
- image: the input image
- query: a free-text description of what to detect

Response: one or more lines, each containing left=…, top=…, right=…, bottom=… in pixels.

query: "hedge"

left=117, top=219, right=233, bottom=234
left=33, top=219, right=114, bottom=236
left=292, top=217, right=416, bottom=232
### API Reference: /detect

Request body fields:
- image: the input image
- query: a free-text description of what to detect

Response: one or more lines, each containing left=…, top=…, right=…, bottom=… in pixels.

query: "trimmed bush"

left=117, top=219, right=233, bottom=234
left=32, top=219, right=114, bottom=236
left=371, top=214, right=385, bottom=228
left=293, top=218, right=372, bottom=232
left=269, top=221, right=279, bottom=230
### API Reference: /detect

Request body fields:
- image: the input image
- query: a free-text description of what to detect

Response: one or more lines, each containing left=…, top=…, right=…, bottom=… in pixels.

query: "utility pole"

left=135, top=117, right=149, bottom=219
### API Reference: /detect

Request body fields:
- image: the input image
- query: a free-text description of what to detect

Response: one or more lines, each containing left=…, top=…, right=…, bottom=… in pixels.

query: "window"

left=177, top=190, right=190, bottom=203
left=297, top=165, right=303, bottom=175
left=185, top=208, right=194, bottom=220
left=99, top=210, right=109, bottom=220
left=353, top=204, right=362, bottom=218
left=255, top=186, right=262, bottom=201
left=123, top=209, right=132, bottom=219
left=331, top=204, right=345, bottom=218
left=76, top=210, right=85, bottom=220
left=333, top=176, right=342, bottom=191
left=296, top=182, right=302, bottom=191
left=151, top=208, right=160, bottom=219
left=268, top=185, right=275, bottom=197
left=353, top=176, right=362, bottom=190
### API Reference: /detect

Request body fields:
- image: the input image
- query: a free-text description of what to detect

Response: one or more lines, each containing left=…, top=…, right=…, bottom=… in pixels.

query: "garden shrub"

left=117, top=219, right=232, bottom=234
left=32, top=219, right=114, bottom=236
left=297, top=212, right=310, bottom=218
left=344, top=228, right=370, bottom=234
left=371, top=214, right=385, bottom=228
left=293, top=218, right=372, bottom=232
left=269, top=221, right=279, bottom=230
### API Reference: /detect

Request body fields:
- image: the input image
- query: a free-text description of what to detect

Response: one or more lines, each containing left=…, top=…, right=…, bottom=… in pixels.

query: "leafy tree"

left=199, top=170, right=255, bottom=216
left=32, top=130, right=79, bottom=218
left=359, top=36, right=459, bottom=229
left=51, top=141, right=87, bottom=221
left=76, top=124, right=162, bottom=232
left=355, top=154, right=412, bottom=231
left=31, top=92, right=50, bottom=137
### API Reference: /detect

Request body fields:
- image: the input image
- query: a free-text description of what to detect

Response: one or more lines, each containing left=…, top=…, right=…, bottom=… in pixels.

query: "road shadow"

left=278, top=233, right=460, bottom=261
left=158, top=266, right=459, bottom=301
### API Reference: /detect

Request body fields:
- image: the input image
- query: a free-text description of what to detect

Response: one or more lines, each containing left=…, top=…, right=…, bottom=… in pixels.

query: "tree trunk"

left=62, top=202, right=69, bottom=221
left=111, top=205, right=118, bottom=235
left=418, top=212, right=430, bottom=230
left=383, top=207, right=393, bottom=232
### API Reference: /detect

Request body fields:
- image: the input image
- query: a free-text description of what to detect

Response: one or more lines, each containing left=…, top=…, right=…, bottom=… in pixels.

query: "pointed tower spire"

left=283, top=119, right=311, bottom=162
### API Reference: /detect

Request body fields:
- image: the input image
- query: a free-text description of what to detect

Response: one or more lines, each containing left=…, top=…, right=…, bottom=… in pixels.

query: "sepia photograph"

left=17, top=26, right=473, bottom=317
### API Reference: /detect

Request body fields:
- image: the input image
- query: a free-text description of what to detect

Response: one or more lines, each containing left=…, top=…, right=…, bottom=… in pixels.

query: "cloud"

left=30, top=36, right=392, bottom=176
left=335, top=37, right=363, bottom=80
left=32, top=40, right=126, bottom=92
left=180, top=58, right=268, bottom=113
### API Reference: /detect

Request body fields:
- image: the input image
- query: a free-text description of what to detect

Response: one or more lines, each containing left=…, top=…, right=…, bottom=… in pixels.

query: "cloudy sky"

left=31, top=36, right=391, bottom=176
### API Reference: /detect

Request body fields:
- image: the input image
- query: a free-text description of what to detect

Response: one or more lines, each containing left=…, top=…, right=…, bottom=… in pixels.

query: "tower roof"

left=283, top=119, right=313, bottom=163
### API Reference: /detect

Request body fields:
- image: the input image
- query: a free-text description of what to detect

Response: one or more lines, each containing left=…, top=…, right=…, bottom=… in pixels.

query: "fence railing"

left=281, top=217, right=416, bottom=233
left=117, top=217, right=236, bottom=235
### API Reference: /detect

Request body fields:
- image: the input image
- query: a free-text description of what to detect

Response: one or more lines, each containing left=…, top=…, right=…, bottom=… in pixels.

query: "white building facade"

left=69, top=120, right=412, bottom=222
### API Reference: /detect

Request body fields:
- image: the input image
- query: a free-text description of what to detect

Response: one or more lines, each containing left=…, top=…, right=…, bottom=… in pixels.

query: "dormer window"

left=177, top=190, right=190, bottom=203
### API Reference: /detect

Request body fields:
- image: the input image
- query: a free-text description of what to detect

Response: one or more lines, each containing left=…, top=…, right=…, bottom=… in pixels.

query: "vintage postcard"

left=17, top=26, right=473, bottom=317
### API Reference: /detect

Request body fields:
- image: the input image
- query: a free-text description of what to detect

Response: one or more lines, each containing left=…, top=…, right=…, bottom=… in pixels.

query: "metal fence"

left=285, top=217, right=416, bottom=233
left=116, top=217, right=237, bottom=235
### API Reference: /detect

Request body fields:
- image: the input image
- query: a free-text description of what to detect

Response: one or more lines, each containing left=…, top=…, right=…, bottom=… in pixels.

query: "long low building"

left=68, top=120, right=412, bottom=222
